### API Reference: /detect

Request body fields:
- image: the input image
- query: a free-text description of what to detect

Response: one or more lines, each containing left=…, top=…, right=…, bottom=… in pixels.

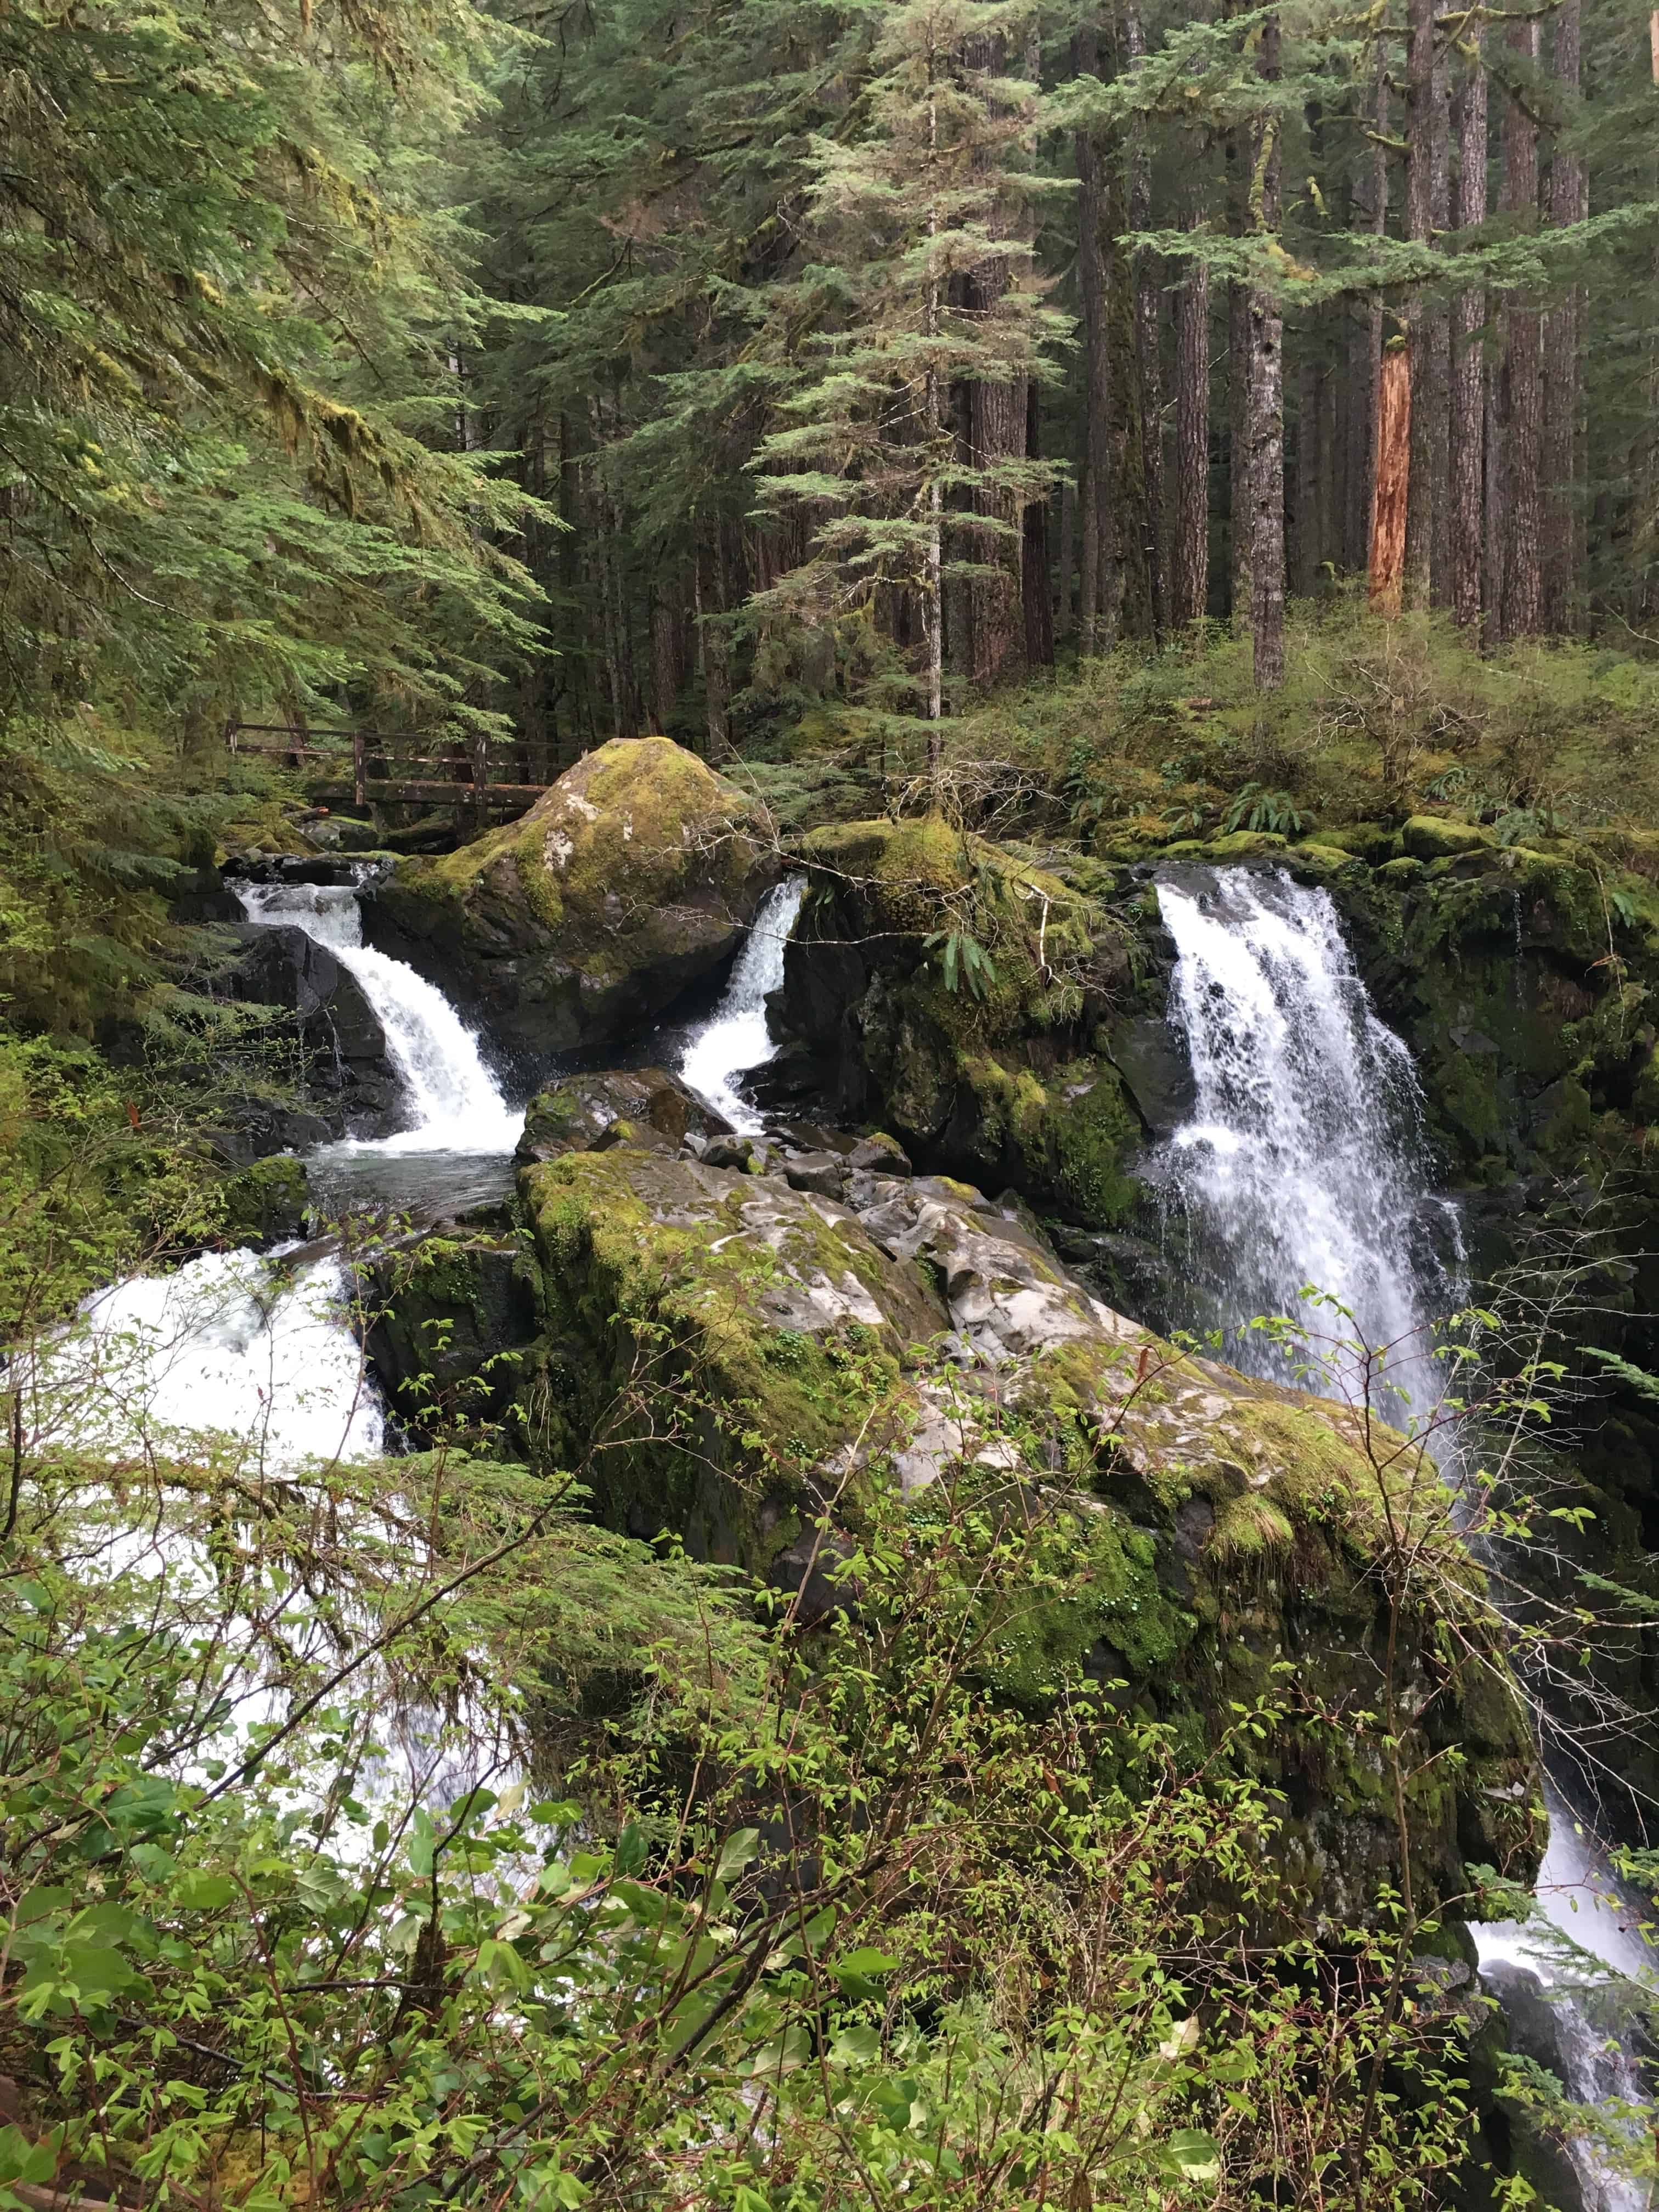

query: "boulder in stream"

left=516, top=1066, right=729, bottom=1163
left=366, top=736, right=775, bottom=1063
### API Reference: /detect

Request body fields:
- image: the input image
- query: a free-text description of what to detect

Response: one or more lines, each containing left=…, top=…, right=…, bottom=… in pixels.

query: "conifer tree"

left=749, top=1, right=1065, bottom=757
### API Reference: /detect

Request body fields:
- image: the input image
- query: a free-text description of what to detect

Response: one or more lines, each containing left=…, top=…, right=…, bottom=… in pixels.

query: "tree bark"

left=1404, top=0, right=1436, bottom=606
left=1542, top=0, right=1584, bottom=630
left=1075, top=29, right=1107, bottom=653
left=650, top=584, right=680, bottom=732
left=1451, top=31, right=1487, bottom=629
left=1296, top=346, right=1321, bottom=593
left=1105, top=156, right=1152, bottom=640
left=1056, top=473, right=1075, bottom=638
left=1124, top=2, right=1165, bottom=636
left=1370, top=342, right=1413, bottom=614
left=1228, top=274, right=1251, bottom=622
left=1172, top=210, right=1211, bottom=627
left=1485, top=371, right=1505, bottom=630
left=1023, top=381, right=1054, bottom=668
left=1346, top=52, right=1389, bottom=571
left=1499, top=17, right=1543, bottom=639
left=963, top=29, right=1029, bottom=689
left=1249, top=14, right=1285, bottom=691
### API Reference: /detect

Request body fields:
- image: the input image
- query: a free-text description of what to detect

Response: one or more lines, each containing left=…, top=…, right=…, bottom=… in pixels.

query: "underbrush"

left=881, top=599, right=1659, bottom=850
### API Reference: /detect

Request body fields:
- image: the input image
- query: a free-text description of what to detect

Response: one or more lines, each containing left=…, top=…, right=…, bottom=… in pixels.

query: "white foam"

left=679, top=875, right=806, bottom=1133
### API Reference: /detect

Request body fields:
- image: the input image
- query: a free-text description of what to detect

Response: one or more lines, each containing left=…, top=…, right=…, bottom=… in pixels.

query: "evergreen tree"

left=748, top=1, right=1066, bottom=757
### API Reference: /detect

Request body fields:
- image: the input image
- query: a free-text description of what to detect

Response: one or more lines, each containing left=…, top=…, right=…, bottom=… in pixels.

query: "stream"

left=38, top=855, right=1657, bottom=2200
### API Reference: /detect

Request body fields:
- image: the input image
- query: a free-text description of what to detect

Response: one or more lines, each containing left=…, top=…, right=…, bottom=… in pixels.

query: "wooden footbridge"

left=225, top=721, right=554, bottom=811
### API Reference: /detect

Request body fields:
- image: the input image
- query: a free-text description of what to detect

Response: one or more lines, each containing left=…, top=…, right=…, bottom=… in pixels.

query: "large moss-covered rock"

left=771, top=819, right=1146, bottom=1224
left=367, top=738, right=774, bottom=1065
left=366, top=1215, right=540, bottom=1446
left=518, top=1137, right=1541, bottom=1929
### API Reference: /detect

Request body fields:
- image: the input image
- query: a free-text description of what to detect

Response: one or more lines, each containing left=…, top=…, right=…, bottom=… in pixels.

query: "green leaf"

left=1166, top=2129, right=1221, bottom=2183
left=715, top=1827, right=760, bottom=1882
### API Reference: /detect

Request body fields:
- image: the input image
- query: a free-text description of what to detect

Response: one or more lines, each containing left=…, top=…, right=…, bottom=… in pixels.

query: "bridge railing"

left=224, top=721, right=552, bottom=808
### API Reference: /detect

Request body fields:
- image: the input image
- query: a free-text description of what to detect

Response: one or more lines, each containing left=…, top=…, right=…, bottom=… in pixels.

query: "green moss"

left=1211, top=1494, right=1295, bottom=1561
left=1402, top=816, right=1490, bottom=860
left=521, top=1146, right=938, bottom=1564
left=962, top=1054, right=1141, bottom=1227
left=218, top=1153, right=309, bottom=1243
left=977, top=1502, right=1198, bottom=1702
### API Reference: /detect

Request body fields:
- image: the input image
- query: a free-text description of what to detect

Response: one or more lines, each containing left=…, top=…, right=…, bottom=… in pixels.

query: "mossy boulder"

left=1402, top=815, right=1491, bottom=861
left=218, top=1153, right=311, bottom=1244
left=366, top=737, right=774, bottom=1065
left=771, top=818, right=1146, bottom=1224
left=366, top=1217, right=540, bottom=1447
left=517, top=1138, right=1542, bottom=1930
left=516, top=1066, right=729, bottom=1163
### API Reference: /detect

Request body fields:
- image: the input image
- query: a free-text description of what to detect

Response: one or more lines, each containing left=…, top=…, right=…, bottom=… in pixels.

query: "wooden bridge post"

left=353, top=727, right=366, bottom=810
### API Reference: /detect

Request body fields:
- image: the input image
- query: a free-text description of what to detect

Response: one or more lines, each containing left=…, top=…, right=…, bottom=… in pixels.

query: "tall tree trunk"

left=1075, top=29, right=1107, bottom=653
left=1249, top=14, right=1285, bottom=691
left=1485, top=374, right=1506, bottom=630
left=1172, top=209, right=1211, bottom=627
left=1124, top=2, right=1165, bottom=636
left=1023, top=382, right=1055, bottom=669
left=1427, top=33, right=1453, bottom=602
left=964, top=28, right=1030, bottom=687
left=650, top=583, right=680, bottom=732
left=1542, top=0, right=1584, bottom=630
left=1499, top=16, right=1543, bottom=639
left=1056, top=474, right=1076, bottom=638
left=1370, top=341, right=1413, bottom=614
left=1226, top=6, right=1251, bottom=624
left=1228, top=275, right=1251, bottom=622
left=1105, top=156, right=1153, bottom=640
left=1295, top=345, right=1322, bottom=594
left=1346, top=53, right=1389, bottom=571
left=1404, top=0, right=1435, bottom=606
left=1451, top=31, right=1488, bottom=629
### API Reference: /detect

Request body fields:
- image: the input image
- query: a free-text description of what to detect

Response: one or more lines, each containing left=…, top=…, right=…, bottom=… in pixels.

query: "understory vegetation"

left=7, top=0, right=1659, bottom=2205
left=4, top=1277, right=1642, bottom=2212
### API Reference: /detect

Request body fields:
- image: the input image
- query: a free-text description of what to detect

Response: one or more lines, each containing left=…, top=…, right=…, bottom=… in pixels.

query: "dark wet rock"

left=781, top=1150, right=848, bottom=1200
left=516, top=1065, right=727, bottom=1164
left=366, top=1221, right=539, bottom=1446
left=770, top=817, right=1148, bottom=1227
left=215, top=922, right=404, bottom=1142
left=1107, top=1012, right=1194, bottom=1136
left=217, top=1154, right=312, bottom=1243
left=847, top=1132, right=911, bottom=1175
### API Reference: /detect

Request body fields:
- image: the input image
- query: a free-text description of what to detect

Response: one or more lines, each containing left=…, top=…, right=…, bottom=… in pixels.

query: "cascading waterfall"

left=1150, top=866, right=1456, bottom=1421
left=678, top=874, right=806, bottom=1131
left=235, top=877, right=521, bottom=1154
left=1155, top=864, right=1653, bottom=2212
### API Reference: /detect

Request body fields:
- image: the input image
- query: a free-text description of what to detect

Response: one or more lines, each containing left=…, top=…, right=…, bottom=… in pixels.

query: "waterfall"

left=1151, top=866, right=1455, bottom=1421
left=1155, top=863, right=1654, bottom=2212
left=42, top=1246, right=383, bottom=1475
left=678, top=874, right=806, bottom=1132
left=235, top=879, right=521, bottom=1154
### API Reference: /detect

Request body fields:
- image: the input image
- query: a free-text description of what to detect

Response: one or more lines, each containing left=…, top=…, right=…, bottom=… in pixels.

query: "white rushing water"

left=1152, top=866, right=1455, bottom=1420
left=1155, top=863, right=1654, bottom=2211
left=235, top=879, right=522, bottom=1154
left=42, top=1246, right=383, bottom=1474
left=679, top=874, right=806, bottom=1132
